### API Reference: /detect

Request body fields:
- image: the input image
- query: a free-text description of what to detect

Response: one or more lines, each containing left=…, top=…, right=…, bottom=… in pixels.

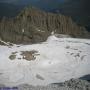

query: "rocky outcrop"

left=16, top=79, right=90, bottom=90
left=0, top=7, right=89, bottom=44
left=0, top=79, right=89, bottom=90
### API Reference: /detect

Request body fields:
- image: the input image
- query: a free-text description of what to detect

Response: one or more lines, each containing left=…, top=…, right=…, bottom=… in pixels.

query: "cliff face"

left=0, top=7, right=89, bottom=44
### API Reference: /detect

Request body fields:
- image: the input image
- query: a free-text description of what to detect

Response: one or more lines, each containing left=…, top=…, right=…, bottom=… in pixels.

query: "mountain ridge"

left=0, top=0, right=89, bottom=31
left=0, top=7, right=89, bottom=44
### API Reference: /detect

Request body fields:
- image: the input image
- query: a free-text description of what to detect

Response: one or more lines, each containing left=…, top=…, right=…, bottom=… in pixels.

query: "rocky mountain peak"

left=0, top=7, right=90, bottom=44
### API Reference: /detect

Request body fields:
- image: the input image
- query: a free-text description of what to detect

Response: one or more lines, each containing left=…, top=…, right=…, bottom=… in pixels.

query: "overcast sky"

left=0, top=0, right=89, bottom=7
left=0, top=0, right=19, bottom=3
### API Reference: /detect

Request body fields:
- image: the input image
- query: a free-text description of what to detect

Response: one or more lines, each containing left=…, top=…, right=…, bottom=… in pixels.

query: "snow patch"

left=0, top=35, right=90, bottom=86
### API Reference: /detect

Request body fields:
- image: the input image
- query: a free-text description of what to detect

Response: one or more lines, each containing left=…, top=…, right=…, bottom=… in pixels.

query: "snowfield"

left=0, top=35, right=90, bottom=86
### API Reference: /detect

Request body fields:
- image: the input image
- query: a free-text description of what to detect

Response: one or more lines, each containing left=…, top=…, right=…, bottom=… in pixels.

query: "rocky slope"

left=17, top=79, right=90, bottom=90
left=0, top=7, right=89, bottom=44
left=0, top=79, right=90, bottom=90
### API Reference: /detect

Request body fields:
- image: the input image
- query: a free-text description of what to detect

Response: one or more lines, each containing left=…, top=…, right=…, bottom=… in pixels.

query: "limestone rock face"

left=0, top=7, right=89, bottom=44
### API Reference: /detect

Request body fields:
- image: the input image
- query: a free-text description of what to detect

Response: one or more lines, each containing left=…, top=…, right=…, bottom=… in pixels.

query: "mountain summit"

left=0, top=7, right=89, bottom=44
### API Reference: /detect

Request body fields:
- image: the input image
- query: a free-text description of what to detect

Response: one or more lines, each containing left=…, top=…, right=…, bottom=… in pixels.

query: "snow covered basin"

left=0, top=35, right=90, bottom=86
